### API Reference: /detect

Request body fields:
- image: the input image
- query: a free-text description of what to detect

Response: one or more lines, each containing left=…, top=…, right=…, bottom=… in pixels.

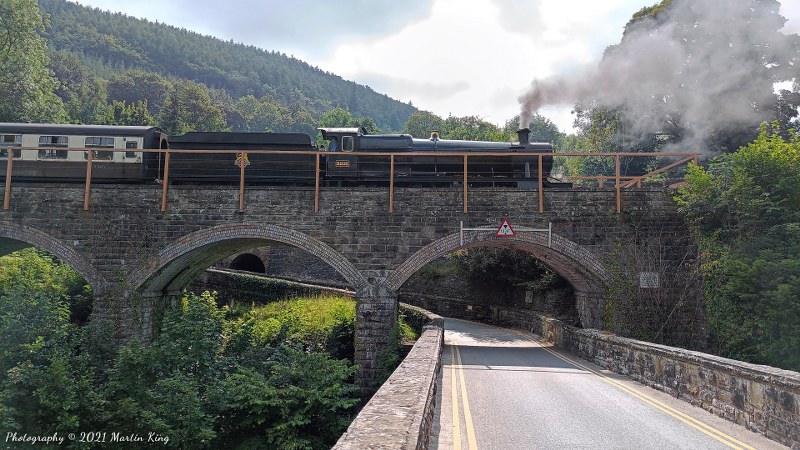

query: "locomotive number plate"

left=335, top=160, right=351, bottom=168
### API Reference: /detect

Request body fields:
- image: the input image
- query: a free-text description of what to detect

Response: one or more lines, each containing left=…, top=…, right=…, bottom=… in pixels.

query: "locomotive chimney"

left=517, top=128, right=531, bottom=145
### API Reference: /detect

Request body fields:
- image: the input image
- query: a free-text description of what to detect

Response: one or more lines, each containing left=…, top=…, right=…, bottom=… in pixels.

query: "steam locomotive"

left=0, top=123, right=553, bottom=186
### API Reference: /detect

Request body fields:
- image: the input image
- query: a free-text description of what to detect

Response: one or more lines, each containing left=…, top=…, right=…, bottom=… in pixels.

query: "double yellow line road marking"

left=446, top=324, right=757, bottom=450
left=541, top=346, right=756, bottom=450
left=450, top=345, right=478, bottom=450
left=508, top=329, right=756, bottom=450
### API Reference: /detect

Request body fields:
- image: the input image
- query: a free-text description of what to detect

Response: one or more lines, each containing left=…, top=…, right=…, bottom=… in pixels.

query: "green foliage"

left=562, top=103, right=667, bottom=179
left=397, top=314, right=419, bottom=343
left=403, top=111, right=446, bottom=138
left=319, top=107, right=355, bottom=129
left=231, top=295, right=357, bottom=360
left=0, top=0, right=65, bottom=122
left=675, top=124, right=800, bottom=370
left=452, top=247, right=564, bottom=298
left=231, top=94, right=288, bottom=132
left=316, top=107, right=381, bottom=145
left=600, top=232, right=701, bottom=346
left=220, top=347, right=356, bottom=450
left=1, top=331, right=104, bottom=437
left=398, top=306, right=430, bottom=337
left=414, top=257, right=460, bottom=284
left=443, top=116, right=507, bottom=141
left=403, top=111, right=512, bottom=142
left=104, top=293, right=358, bottom=449
left=49, top=51, right=110, bottom=124
left=102, top=294, right=224, bottom=447
left=0, top=250, right=99, bottom=436
left=372, top=311, right=419, bottom=387
left=374, top=325, right=402, bottom=387
left=160, top=80, right=229, bottom=135
left=0, top=250, right=359, bottom=450
left=105, top=99, right=156, bottom=126
left=626, top=0, right=672, bottom=30
left=0, top=248, right=91, bottom=370
left=207, top=271, right=324, bottom=306
left=107, top=70, right=171, bottom=116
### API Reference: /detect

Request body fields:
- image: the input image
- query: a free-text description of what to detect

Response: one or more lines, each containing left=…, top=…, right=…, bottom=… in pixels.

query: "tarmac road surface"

left=431, top=318, right=786, bottom=450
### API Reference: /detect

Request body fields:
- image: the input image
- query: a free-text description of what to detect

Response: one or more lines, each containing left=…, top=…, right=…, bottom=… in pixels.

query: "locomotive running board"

left=460, top=221, right=552, bottom=247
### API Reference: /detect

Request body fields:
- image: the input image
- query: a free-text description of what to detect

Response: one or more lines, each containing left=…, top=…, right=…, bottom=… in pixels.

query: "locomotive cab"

left=320, top=127, right=417, bottom=180
left=320, top=127, right=363, bottom=152
left=320, top=127, right=363, bottom=178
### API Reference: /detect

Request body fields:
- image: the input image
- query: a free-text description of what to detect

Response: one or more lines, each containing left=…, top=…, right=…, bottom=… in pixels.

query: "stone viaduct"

left=0, top=183, right=698, bottom=386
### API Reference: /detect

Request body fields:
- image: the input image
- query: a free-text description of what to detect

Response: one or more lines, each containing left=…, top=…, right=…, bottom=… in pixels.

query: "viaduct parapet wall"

left=0, top=183, right=697, bottom=386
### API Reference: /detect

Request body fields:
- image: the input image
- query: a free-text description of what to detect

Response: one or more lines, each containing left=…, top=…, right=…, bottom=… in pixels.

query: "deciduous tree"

left=0, top=0, right=65, bottom=122
left=675, top=124, right=800, bottom=370
left=159, top=80, right=228, bottom=134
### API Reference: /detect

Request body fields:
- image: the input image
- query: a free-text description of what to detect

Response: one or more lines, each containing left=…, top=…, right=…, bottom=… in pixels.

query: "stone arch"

left=0, top=221, right=107, bottom=294
left=387, top=230, right=610, bottom=329
left=134, top=223, right=367, bottom=295
left=230, top=253, right=266, bottom=273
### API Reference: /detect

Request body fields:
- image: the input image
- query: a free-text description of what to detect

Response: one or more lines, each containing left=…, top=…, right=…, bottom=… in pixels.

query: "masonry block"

left=0, top=184, right=701, bottom=386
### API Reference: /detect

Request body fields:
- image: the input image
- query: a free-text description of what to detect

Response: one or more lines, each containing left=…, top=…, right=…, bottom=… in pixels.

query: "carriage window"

left=38, top=135, right=69, bottom=160
left=124, top=141, right=138, bottom=158
left=0, top=134, right=22, bottom=159
left=342, top=136, right=354, bottom=152
left=84, top=136, right=114, bottom=160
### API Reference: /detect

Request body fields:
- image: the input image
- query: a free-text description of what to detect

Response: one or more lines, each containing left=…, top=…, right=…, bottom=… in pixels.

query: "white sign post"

left=639, top=272, right=660, bottom=288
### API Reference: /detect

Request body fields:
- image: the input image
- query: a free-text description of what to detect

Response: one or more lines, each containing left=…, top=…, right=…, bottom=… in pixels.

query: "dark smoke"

left=518, top=0, right=798, bottom=152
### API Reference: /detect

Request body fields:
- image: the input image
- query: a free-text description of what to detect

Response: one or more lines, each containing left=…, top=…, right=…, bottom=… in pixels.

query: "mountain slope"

left=38, top=0, right=416, bottom=131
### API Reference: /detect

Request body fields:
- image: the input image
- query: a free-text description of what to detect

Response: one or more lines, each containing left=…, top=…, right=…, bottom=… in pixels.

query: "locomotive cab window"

left=342, top=136, right=354, bottom=152
left=85, top=137, right=115, bottom=161
left=0, top=134, right=22, bottom=159
left=38, top=135, right=69, bottom=160
left=124, top=141, right=138, bottom=158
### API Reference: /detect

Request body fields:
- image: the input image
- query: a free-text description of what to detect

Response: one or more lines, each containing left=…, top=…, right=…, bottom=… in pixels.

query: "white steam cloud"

left=519, top=0, right=798, bottom=152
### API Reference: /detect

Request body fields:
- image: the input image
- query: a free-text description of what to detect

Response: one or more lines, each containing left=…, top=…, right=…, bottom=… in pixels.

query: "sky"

left=73, top=0, right=800, bottom=133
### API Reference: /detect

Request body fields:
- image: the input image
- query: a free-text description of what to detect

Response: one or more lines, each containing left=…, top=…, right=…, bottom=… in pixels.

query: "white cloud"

left=781, top=1, right=800, bottom=34
left=68, top=0, right=800, bottom=133
left=316, top=0, right=645, bottom=131
left=74, top=0, right=433, bottom=59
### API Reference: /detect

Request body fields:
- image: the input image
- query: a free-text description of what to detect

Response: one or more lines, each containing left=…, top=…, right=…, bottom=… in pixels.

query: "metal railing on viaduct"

left=0, top=147, right=699, bottom=390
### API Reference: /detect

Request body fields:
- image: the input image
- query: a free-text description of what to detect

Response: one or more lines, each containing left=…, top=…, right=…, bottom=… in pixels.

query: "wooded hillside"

left=37, top=0, right=417, bottom=132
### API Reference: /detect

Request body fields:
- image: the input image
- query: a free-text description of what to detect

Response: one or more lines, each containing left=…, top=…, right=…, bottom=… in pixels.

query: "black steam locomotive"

left=0, top=123, right=553, bottom=186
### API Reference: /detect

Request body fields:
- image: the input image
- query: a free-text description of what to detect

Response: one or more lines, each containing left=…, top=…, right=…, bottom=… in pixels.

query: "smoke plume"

left=518, top=0, right=798, bottom=152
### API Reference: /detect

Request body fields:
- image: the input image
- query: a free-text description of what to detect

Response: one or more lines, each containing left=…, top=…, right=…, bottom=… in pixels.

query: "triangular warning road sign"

left=496, top=218, right=516, bottom=237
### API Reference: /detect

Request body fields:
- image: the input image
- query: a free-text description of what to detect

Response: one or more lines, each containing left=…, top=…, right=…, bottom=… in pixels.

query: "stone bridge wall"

left=334, top=304, right=443, bottom=450
left=0, top=183, right=698, bottom=387
left=2, top=184, right=689, bottom=290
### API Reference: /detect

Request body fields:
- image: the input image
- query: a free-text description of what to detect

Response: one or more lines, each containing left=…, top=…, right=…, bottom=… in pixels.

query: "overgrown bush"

left=210, top=271, right=322, bottom=306
left=0, top=249, right=360, bottom=449
left=675, top=123, right=800, bottom=370
left=102, top=293, right=358, bottom=449
left=230, top=295, right=356, bottom=360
